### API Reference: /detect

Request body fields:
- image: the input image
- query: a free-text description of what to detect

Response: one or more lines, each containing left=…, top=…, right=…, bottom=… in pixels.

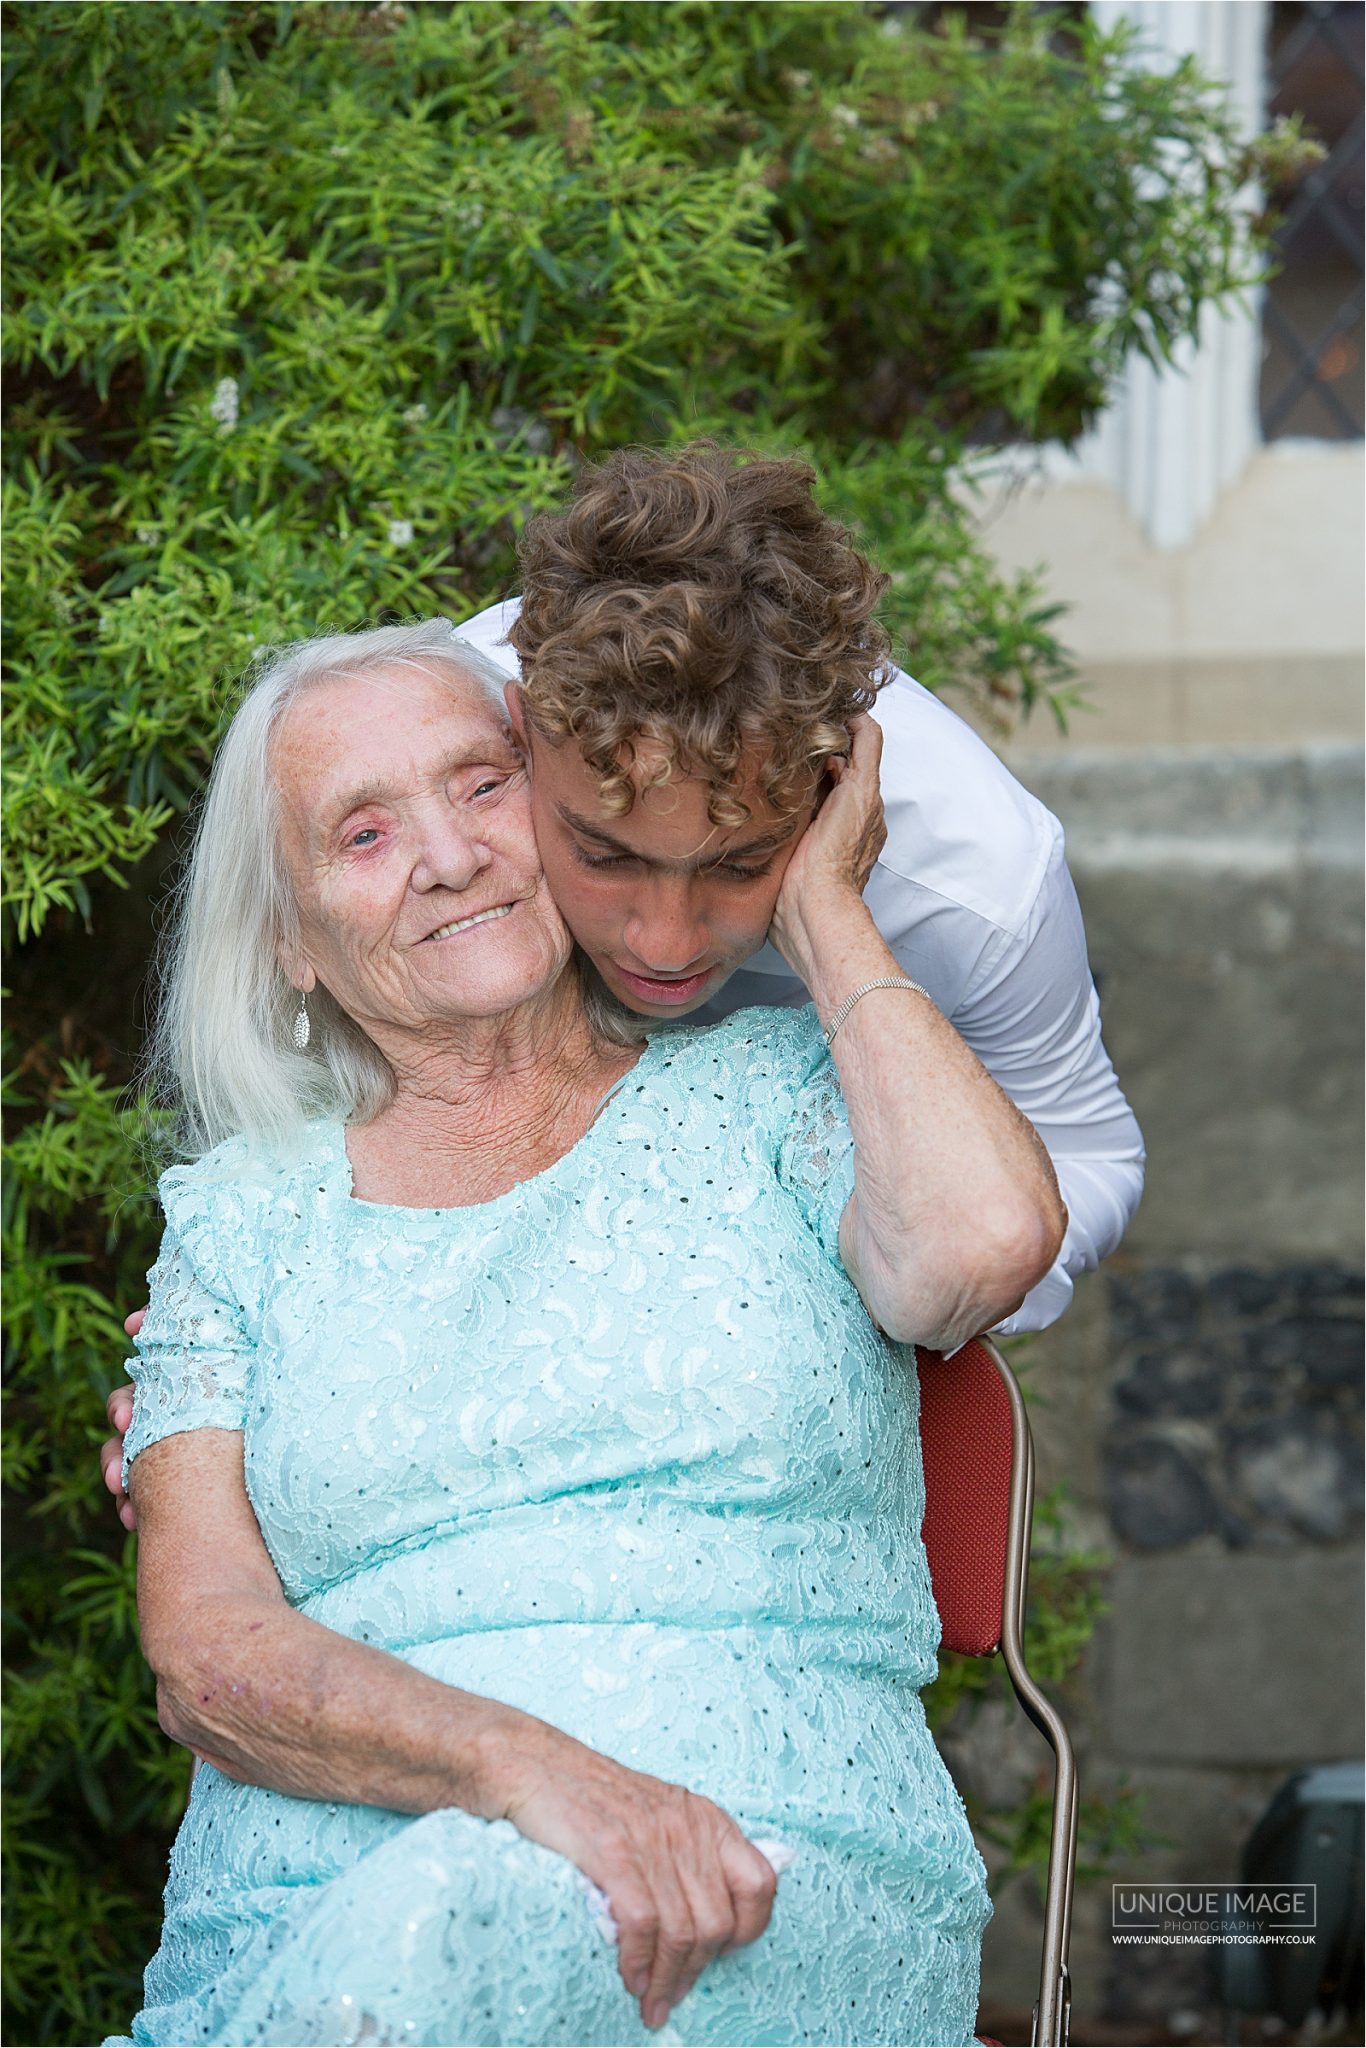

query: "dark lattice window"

left=1261, top=1, right=1365, bottom=439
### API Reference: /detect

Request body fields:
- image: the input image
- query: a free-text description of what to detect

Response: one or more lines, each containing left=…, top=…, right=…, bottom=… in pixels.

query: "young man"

left=472, top=442, right=1143, bottom=1337
left=102, top=442, right=1141, bottom=1521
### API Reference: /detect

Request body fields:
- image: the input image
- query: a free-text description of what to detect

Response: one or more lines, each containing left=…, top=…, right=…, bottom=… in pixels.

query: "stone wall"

left=958, top=744, right=1364, bottom=2041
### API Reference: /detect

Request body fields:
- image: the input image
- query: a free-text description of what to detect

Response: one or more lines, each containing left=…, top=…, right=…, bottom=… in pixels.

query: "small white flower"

left=832, top=104, right=862, bottom=130
left=452, top=202, right=485, bottom=231
left=783, top=68, right=812, bottom=91
left=881, top=14, right=904, bottom=33
left=402, top=403, right=428, bottom=425
left=330, top=144, right=350, bottom=159
left=387, top=518, right=414, bottom=546
left=135, top=525, right=158, bottom=546
left=209, top=377, right=239, bottom=432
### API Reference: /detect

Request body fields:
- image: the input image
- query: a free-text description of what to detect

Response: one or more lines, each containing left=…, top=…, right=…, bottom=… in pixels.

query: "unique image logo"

left=1112, top=1884, right=1318, bottom=1948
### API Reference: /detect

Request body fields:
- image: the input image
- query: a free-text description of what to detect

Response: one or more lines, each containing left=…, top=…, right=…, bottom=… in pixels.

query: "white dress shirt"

left=454, top=598, right=1145, bottom=1333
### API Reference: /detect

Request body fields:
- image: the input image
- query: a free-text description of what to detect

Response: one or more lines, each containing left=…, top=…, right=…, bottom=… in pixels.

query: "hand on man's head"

left=767, top=714, right=887, bottom=982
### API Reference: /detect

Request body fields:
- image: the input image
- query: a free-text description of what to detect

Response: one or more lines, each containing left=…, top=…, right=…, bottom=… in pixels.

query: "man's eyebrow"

left=554, top=803, right=793, bottom=868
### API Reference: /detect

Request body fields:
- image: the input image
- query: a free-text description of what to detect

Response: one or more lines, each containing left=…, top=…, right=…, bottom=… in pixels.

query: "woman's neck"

left=346, top=978, right=643, bottom=1207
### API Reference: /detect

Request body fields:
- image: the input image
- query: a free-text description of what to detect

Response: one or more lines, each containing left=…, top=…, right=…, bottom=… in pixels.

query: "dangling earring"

left=292, top=988, right=311, bottom=1051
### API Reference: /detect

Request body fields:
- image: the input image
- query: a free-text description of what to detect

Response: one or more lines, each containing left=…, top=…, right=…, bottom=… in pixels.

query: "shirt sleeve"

left=768, top=1007, right=857, bottom=1264
left=951, top=832, right=1146, bottom=1334
left=120, top=1213, right=253, bottom=1489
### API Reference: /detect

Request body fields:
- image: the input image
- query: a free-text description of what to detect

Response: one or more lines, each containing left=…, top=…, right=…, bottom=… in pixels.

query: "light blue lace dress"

left=109, top=1005, right=990, bottom=2048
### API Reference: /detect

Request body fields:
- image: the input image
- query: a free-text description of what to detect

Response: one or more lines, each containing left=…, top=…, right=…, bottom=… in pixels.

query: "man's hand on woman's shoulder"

left=100, top=1308, right=143, bottom=1533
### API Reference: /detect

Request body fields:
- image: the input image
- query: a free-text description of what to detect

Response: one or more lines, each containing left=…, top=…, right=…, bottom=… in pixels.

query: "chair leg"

left=985, top=1340, right=1080, bottom=2048
left=1005, top=1523, right=1078, bottom=2044
left=1023, top=1759, right=1077, bottom=2046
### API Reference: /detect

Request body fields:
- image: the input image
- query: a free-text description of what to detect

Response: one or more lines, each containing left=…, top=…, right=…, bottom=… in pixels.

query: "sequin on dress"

left=108, top=1006, right=991, bottom=2048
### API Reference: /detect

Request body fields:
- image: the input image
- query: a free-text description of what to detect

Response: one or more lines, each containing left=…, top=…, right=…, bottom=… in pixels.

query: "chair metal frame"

left=918, top=1335, right=1079, bottom=2048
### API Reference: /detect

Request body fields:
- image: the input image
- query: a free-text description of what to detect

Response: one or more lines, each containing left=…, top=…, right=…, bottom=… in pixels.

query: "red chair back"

left=916, top=1337, right=1077, bottom=2045
left=916, top=1339, right=1016, bottom=1658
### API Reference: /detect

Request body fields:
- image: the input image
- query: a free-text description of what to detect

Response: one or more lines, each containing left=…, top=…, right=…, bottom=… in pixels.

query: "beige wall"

left=959, top=441, right=1364, bottom=758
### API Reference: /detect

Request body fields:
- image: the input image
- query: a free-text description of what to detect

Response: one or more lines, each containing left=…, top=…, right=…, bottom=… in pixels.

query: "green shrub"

left=2, top=4, right=1309, bottom=2038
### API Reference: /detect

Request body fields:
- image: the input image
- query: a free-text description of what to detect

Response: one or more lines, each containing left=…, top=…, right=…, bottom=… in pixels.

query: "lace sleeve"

left=770, top=1010, right=856, bottom=1263
left=120, top=1217, right=253, bottom=1489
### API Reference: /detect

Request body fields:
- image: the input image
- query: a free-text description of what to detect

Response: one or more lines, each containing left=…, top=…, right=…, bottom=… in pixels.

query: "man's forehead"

left=553, top=794, right=796, bottom=854
left=538, top=725, right=783, bottom=806
left=543, top=762, right=802, bottom=872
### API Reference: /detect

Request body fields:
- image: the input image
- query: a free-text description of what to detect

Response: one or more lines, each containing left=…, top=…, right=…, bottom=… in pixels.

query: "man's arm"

left=101, top=1314, right=145, bottom=1529
left=945, top=835, right=1145, bottom=1332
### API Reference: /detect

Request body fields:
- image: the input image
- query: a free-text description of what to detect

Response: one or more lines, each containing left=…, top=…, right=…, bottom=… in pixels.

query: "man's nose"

left=622, top=879, right=710, bottom=972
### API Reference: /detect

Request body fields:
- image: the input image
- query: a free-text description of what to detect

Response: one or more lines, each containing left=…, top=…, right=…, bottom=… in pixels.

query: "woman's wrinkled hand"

left=493, top=1726, right=778, bottom=2030
left=767, top=713, right=887, bottom=986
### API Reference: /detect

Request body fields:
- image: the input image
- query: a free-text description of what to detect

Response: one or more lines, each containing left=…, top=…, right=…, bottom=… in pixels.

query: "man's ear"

left=813, top=754, right=842, bottom=811
left=504, top=682, right=527, bottom=747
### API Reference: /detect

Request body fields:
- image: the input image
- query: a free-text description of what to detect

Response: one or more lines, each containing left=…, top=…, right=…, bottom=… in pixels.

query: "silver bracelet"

left=823, top=976, right=932, bottom=1047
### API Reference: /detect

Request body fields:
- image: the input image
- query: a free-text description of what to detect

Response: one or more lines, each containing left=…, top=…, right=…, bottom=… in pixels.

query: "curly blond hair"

left=508, top=443, right=891, bottom=827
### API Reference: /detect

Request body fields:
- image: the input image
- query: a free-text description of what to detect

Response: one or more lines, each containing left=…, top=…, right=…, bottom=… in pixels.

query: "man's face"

left=509, top=689, right=817, bottom=1017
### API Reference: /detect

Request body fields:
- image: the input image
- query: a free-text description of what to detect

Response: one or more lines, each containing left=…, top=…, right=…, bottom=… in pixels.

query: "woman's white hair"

left=146, top=618, right=641, bottom=1162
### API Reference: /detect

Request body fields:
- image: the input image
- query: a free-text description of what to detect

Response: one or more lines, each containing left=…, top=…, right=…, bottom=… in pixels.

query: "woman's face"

left=273, top=663, right=572, bottom=1039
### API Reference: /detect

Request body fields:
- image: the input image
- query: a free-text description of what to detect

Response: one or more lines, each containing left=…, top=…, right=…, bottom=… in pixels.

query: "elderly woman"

left=106, top=617, right=1064, bottom=2048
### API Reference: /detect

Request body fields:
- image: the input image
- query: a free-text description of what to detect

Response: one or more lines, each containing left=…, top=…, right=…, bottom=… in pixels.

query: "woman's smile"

left=421, top=901, right=520, bottom=944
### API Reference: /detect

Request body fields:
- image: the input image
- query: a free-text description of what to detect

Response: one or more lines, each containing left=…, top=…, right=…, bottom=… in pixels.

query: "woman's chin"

left=416, top=924, right=574, bottom=1023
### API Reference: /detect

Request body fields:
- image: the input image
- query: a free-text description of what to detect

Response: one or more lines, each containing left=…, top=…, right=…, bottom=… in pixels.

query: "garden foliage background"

left=2, top=4, right=1305, bottom=2039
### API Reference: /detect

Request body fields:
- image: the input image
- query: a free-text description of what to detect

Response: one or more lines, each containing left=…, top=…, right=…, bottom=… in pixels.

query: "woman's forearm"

left=149, top=1583, right=546, bottom=1816
left=794, top=888, right=1067, bottom=1350
left=132, top=1432, right=550, bottom=1820
left=133, top=1434, right=779, bottom=2033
